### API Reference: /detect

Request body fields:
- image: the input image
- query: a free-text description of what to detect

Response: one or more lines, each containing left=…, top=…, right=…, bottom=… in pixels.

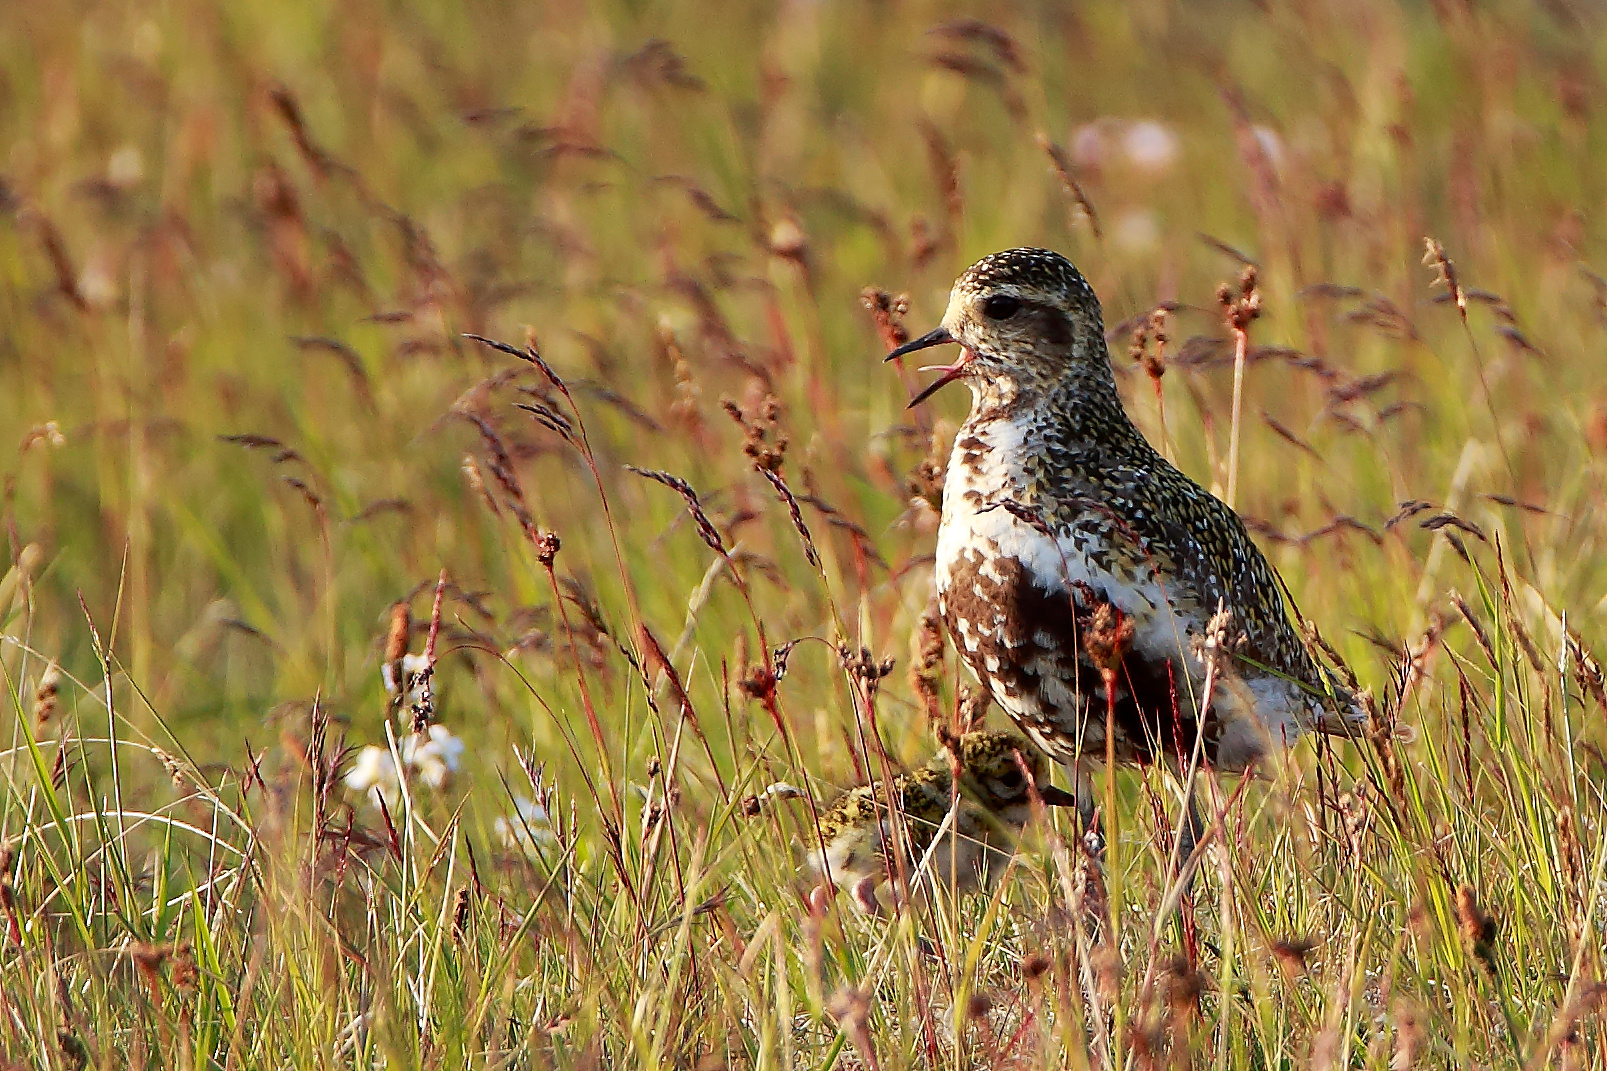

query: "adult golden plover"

left=887, top=248, right=1361, bottom=817
left=808, top=729, right=1077, bottom=911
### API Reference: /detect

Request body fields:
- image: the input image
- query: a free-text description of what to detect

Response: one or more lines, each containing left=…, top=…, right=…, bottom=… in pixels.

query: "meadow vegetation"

left=2, top=0, right=1607, bottom=1066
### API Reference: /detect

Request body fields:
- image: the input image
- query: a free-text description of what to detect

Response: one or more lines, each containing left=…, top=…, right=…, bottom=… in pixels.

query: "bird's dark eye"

left=982, top=294, right=1021, bottom=320
left=997, top=768, right=1024, bottom=789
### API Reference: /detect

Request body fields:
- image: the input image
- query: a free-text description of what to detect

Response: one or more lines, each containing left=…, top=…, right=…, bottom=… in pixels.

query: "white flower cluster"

left=494, top=796, right=557, bottom=855
left=344, top=747, right=401, bottom=809
left=342, top=725, right=466, bottom=809
left=405, top=725, right=466, bottom=788
left=382, top=653, right=432, bottom=712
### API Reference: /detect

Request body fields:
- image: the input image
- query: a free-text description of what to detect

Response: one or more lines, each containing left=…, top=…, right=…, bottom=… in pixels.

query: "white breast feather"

left=936, top=416, right=1312, bottom=738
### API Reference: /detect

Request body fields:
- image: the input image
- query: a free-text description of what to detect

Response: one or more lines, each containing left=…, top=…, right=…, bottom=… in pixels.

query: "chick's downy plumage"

left=808, top=730, right=1073, bottom=910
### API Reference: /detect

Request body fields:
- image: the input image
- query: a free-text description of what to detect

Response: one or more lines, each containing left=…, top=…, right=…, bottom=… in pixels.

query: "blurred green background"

left=2, top=0, right=1604, bottom=779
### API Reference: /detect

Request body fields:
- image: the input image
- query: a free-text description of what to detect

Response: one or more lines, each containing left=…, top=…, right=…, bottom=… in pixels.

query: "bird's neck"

left=961, top=359, right=1150, bottom=464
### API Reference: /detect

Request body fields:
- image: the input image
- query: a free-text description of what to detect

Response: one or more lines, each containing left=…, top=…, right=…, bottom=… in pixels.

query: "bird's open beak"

left=1037, top=785, right=1082, bottom=808
left=884, top=326, right=969, bottom=408
left=884, top=325, right=954, bottom=361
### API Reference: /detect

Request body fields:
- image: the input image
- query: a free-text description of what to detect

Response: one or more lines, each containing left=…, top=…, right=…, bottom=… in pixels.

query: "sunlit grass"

left=2, top=0, right=1607, bottom=1066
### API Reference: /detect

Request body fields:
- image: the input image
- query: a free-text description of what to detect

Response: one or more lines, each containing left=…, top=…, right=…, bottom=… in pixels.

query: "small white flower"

left=495, top=795, right=557, bottom=854
left=108, top=144, right=144, bottom=188
left=382, top=653, right=431, bottom=706
left=344, top=746, right=400, bottom=809
left=78, top=256, right=118, bottom=310
left=1112, top=208, right=1161, bottom=253
left=1123, top=120, right=1180, bottom=173
left=403, top=725, right=465, bottom=789
left=1070, top=122, right=1109, bottom=170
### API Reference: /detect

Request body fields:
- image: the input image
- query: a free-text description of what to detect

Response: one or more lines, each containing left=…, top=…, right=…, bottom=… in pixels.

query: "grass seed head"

left=1081, top=600, right=1135, bottom=673
left=0, top=846, right=18, bottom=946
left=904, top=428, right=947, bottom=510
left=460, top=455, right=502, bottom=519
left=840, top=644, right=895, bottom=700
left=769, top=215, right=808, bottom=268
left=384, top=601, right=412, bottom=666
left=1454, top=883, right=1497, bottom=970
left=737, top=663, right=776, bottom=703
left=1564, top=631, right=1606, bottom=710
left=1422, top=237, right=1466, bottom=320
left=1093, top=944, right=1123, bottom=1004
left=660, top=322, right=705, bottom=433
left=626, top=467, right=727, bottom=555
left=827, top=986, right=879, bottom=1071
left=534, top=529, right=560, bottom=567
left=32, top=661, right=60, bottom=728
left=759, top=467, right=820, bottom=568
left=1161, top=954, right=1204, bottom=1015
left=1271, top=936, right=1317, bottom=976
left=861, top=287, right=911, bottom=352
left=1337, top=787, right=1369, bottom=861
left=956, top=685, right=991, bottom=732
left=170, top=943, right=198, bottom=996
left=1219, top=265, right=1262, bottom=333
left=153, top=748, right=186, bottom=791
left=1391, top=999, right=1423, bottom=1070
left=1037, top=131, right=1102, bottom=239
left=909, top=596, right=946, bottom=725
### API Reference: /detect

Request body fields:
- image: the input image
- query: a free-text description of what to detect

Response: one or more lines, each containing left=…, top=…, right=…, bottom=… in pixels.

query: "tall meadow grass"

left=2, top=0, right=1607, bottom=1066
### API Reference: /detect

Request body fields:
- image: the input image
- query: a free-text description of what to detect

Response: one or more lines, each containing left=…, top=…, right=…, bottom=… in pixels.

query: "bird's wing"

left=1098, top=460, right=1304, bottom=673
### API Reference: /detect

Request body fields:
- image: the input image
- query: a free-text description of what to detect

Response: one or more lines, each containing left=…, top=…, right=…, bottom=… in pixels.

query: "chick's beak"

left=1036, top=785, right=1082, bottom=808
left=884, top=326, right=970, bottom=408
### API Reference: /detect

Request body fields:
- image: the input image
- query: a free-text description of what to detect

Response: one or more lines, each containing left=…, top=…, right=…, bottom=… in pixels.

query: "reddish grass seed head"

left=1218, top=265, right=1262, bottom=333
left=1081, top=600, right=1134, bottom=673
left=861, top=287, right=911, bottom=352
left=1454, top=883, right=1497, bottom=970
left=32, top=661, right=60, bottom=728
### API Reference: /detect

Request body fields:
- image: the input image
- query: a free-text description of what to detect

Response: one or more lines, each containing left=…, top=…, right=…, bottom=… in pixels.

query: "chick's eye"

left=998, top=768, right=1023, bottom=789
left=982, top=294, right=1021, bottom=320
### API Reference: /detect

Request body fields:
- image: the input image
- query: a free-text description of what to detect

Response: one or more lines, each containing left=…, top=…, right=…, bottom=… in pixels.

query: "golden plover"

left=887, top=248, right=1361, bottom=815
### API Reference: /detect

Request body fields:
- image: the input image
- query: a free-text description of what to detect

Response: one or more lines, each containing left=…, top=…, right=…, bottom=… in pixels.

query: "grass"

left=2, top=0, right=1607, bottom=1066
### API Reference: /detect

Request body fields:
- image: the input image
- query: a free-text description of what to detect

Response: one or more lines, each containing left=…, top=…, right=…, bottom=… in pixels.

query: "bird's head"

left=887, top=248, right=1110, bottom=409
left=944, top=729, right=1079, bottom=810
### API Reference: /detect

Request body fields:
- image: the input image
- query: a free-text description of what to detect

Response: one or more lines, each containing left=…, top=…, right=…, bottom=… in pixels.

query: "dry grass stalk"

left=1423, top=237, right=1466, bottom=324
left=827, top=987, right=883, bottom=1071
left=759, top=467, right=821, bottom=570
left=1037, top=132, right=1102, bottom=240
left=1217, top=266, right=1262, bottom=508
left=625, top=467, right=728, bottom=555
left=0, top=846, right=20, bottom=948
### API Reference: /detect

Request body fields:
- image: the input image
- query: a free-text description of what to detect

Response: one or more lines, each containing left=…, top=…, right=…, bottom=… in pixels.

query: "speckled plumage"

left=808, top=730, right=1070, bottom=909
left=893, top=249, right=1361, bottom=799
